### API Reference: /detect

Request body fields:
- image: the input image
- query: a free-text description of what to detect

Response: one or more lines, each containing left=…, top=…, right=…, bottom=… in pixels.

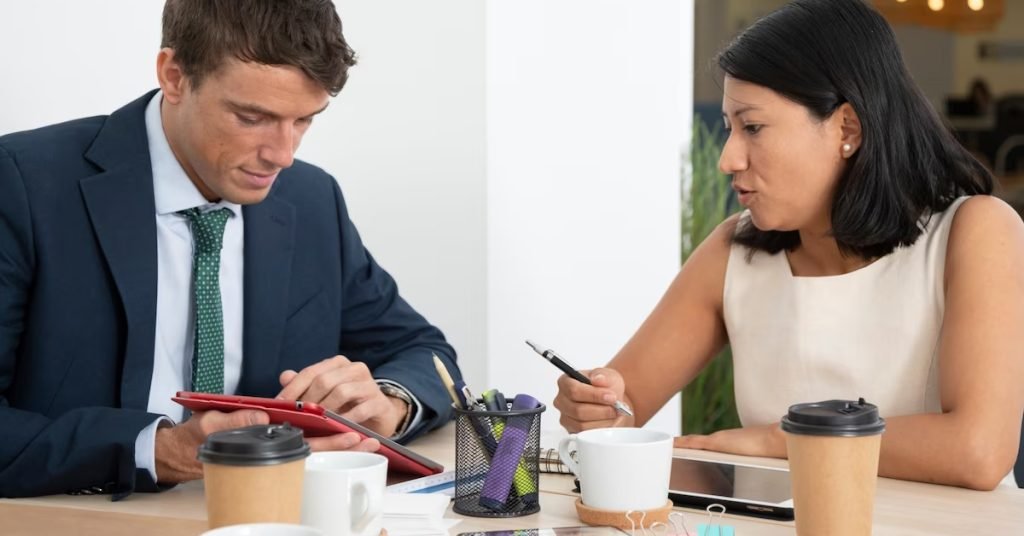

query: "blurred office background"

left=0, top=1, right=691, bottom=434
left=696, top=0, right=1024, bottom=211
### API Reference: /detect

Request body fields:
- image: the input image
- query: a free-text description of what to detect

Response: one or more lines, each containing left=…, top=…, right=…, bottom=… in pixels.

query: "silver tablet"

left=669, top=456, right=795, bottom=520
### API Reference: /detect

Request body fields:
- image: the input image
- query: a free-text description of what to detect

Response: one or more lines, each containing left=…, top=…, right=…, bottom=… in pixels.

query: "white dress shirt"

left=134, top=92, right=244, bottom=478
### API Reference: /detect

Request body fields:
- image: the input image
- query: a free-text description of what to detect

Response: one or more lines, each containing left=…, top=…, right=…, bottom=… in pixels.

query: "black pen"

left=525, top=340, right=634, bottom=417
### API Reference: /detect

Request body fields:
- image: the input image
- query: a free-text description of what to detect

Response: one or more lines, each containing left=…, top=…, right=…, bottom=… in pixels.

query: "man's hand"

left=673, top=423, right=788, bottom=459
left=277, top=355, right=408, bottom=438
left=155, top=409, right=270, bottom=483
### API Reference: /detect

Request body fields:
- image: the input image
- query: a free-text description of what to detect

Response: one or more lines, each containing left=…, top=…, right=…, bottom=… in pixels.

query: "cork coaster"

left=574, top=498, right=674, bottom=529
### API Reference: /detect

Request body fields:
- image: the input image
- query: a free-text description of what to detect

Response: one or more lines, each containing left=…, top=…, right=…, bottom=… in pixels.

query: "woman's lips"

left=733, top=184, right=756, bottom=205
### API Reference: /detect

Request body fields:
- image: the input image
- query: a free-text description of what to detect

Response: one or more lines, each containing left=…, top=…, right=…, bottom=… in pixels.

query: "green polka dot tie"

left=179, top=207, right=231, bottom=394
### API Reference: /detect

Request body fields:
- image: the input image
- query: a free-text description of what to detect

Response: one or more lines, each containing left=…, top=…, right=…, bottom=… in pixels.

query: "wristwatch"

left=378, top=382, right=415, bottom=438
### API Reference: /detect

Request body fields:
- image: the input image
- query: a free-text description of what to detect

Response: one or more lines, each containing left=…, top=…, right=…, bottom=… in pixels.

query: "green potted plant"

left=680, top=115, right=742, bottom=434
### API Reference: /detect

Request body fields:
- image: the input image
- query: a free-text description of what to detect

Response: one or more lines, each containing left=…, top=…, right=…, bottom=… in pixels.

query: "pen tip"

left=525, top=339, right=541, bottom=352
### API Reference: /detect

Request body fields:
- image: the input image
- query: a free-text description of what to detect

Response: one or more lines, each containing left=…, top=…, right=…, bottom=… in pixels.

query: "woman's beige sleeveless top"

left=723, top=197, right=971, bottom=427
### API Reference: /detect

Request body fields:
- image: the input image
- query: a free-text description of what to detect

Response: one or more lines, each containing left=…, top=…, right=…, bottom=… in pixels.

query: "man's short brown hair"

left=161, top=0, right=357, bottom=96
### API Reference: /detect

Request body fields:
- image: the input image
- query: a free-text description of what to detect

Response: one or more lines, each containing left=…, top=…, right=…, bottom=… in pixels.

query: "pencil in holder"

left=452, top=398, right=544, bottom=518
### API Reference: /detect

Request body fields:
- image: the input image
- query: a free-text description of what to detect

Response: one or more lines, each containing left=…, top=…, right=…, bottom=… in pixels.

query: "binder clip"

left=697, top=504, right=735, bottom=536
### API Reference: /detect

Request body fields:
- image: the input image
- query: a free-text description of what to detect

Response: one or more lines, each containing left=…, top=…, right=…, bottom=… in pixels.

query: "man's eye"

left=743, top=124, right=763, bottom=134
left=237, top=114, right=261, bottom=126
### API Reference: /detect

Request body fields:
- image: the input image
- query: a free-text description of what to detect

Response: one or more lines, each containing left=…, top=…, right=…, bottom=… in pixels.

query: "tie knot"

left=179, top=207, right=231, bottom=253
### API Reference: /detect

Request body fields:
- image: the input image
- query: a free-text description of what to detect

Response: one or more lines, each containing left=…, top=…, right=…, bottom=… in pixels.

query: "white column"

left=485, top=0, right=689, bottom=434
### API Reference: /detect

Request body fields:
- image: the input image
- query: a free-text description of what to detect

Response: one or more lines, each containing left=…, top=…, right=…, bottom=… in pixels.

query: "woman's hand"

left=553, top=367, right=634, bottom=432
left=674, top=423, right=787, bottom=459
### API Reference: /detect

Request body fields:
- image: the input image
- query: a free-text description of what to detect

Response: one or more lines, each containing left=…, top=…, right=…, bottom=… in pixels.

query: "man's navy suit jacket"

left=0, top=91, right=460, bottom=498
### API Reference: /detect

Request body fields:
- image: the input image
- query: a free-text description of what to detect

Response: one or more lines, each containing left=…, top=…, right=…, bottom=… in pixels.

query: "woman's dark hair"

left=162, top=0, right=357, bottom=96
left=717, top=0, right=993, bottom=259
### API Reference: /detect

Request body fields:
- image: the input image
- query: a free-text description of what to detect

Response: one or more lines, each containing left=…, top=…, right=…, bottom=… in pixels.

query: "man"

left=0, top=0, right=461, bottom=498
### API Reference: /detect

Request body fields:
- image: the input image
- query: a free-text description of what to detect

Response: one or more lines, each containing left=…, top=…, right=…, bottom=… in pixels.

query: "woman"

left=554, top=0, right=1024, bottom=490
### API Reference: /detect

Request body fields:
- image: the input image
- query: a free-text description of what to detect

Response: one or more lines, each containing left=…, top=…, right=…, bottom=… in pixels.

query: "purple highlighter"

left=478, top=394, right=541, bottom=510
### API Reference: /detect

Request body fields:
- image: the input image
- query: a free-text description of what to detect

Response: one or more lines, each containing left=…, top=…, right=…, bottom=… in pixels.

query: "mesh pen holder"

left=452, top=401, right=545, bottom=518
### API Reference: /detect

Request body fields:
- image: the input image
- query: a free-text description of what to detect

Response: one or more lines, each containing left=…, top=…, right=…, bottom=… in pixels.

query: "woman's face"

left=718, top=76, right=850, bottom=233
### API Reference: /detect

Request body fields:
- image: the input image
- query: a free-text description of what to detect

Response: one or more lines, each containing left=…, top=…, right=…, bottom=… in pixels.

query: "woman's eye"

left=743, top=124, right=763, bottom=135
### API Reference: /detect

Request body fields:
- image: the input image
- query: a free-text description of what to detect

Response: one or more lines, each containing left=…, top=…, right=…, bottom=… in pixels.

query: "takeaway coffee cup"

left=558, top=427, right=673, bottom=511
left=199, top=424, right=311, bottom=529
left=781, top=398, right=886, bottom=536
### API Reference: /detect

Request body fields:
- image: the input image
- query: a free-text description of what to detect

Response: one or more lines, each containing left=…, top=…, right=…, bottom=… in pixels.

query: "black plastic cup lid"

left=781, top=398, right=886, bottom=437
left=197, top=424, right=311, bottom=466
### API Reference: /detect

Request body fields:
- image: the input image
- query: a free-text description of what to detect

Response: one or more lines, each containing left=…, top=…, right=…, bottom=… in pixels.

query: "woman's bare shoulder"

left=698, top=212, right=743, bottom=258
left=946, top=195, right=1024, bottom=277
left=677, top=213, right=744, bottom=308
left=948, top=196, right=1024, bottom=249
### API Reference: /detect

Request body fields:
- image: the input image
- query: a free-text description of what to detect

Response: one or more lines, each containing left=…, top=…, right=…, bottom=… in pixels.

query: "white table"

left=1, top=424, right=1021, bottom=535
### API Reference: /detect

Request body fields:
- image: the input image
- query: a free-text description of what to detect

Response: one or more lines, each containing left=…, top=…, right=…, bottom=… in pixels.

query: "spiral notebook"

left=539, top=447, right=576, bottom=474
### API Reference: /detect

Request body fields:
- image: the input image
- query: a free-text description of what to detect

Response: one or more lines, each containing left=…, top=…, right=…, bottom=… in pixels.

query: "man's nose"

left=260, top=124, right=298, bottom=169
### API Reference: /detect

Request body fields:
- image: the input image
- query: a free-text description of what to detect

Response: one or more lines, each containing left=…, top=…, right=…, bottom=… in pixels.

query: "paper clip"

left=697, top=504, right=735, bottom=536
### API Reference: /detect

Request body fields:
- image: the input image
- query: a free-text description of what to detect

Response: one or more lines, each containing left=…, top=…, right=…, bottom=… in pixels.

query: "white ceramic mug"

left=201, top=523, right=324, bottom=536
left=301, top=452, right=387, bottom=536
left=558, top=427, right=673, bottom=511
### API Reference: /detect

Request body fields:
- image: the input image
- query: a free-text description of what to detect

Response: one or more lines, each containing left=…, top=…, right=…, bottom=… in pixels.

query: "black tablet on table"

left=668, top=456, right=795, bottom=520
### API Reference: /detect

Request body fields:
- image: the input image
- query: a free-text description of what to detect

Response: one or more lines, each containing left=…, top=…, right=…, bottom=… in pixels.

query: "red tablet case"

left=172, top=391, right=444, bottom=477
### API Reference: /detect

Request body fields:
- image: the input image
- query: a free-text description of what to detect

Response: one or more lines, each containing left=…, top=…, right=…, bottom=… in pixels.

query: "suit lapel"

left=239, top=195, right=295, bottom=395
left=80, top=92, right=159, bottom=411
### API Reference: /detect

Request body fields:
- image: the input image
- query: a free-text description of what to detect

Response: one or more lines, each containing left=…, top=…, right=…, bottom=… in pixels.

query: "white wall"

left=0, top=1, right=164, bottom=130
left=309, top=0, right=489, bottom=393
left=0, top=0, right=689, bottom=436
left=485, top=1, right=688, bottom=434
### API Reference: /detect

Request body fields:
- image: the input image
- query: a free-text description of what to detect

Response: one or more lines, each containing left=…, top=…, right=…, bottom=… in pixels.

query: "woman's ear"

left=837, top=102, right=862, bottom=158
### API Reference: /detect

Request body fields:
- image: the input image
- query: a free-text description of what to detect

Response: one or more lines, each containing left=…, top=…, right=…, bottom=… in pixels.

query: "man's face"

left=162, top=58, right=330, bottom=205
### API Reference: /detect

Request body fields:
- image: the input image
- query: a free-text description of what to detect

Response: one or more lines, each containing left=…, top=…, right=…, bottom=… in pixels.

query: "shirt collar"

left=145, top=91, right=240, bottom=217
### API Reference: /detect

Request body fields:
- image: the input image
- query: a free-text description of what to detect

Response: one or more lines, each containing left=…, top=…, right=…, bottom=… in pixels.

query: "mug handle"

left=349, top=481, right=372, bottom=534
left=557, top=434, right=581, bottom=478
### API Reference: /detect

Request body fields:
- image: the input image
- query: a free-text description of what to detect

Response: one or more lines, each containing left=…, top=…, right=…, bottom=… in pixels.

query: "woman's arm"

left=553, top=215, right=737, bottom=431
left=878, top=196, right=1024, bottom=490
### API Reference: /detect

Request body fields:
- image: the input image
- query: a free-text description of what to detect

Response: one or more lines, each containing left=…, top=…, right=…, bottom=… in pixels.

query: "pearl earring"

left=842, top=143, right=852, bottom=153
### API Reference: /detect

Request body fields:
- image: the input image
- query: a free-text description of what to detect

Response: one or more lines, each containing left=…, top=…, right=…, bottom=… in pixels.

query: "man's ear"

left=156, top=48, right=189, bottom=105
left=837, top=102, right=862, bottom=158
